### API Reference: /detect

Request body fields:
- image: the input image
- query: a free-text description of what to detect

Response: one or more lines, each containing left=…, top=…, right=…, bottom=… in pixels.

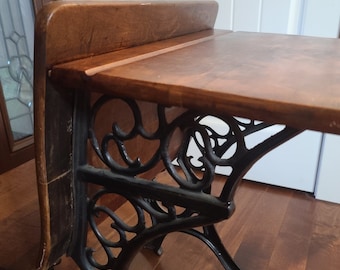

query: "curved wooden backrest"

left=34, top=1, right=218, bottom=268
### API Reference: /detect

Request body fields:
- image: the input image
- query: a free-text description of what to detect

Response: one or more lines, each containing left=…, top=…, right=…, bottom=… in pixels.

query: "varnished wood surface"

left=3, top=160, right=340, bottom=269
left=51, top=31, right=340, bottom=135
left=34, top=1, right=340, bottom=269
left=35, top=0, right=218, bottom=67
left=34, top=1, right=218, bottom=268
left=0, top=160, right=40, bottom=270
left=47, top=178, right=340, bottom=270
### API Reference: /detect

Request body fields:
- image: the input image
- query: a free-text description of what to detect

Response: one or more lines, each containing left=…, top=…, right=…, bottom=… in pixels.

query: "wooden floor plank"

left=160, top=228, right=229, bottom=270
left=306, top=202, right=340, bottom=270
left=231, top=185, right=292, bottom=269
left=266, top=192, right=315, bottom=270
left=215, top=181, right=270, bottom=258
left=2, top=161, right=340, bottom=270
left=0, top=160, right=40, bottom=270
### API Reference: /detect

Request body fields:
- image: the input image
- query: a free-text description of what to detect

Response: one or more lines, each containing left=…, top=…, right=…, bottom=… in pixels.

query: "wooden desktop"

left=34, top=1, right=340, bottom=269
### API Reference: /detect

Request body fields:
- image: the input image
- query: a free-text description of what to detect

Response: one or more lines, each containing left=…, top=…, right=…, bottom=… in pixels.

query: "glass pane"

left=0, top=0, right=34, bottom=141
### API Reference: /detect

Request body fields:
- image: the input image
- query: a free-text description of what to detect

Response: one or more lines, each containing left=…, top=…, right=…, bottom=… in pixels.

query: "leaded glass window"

left=0, top=0, right=35, bottom=141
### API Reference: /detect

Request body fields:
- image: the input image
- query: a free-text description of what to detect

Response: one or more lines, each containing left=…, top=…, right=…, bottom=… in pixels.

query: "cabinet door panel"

left=302, top=0, right=340, bottom=38
left=244, top=129, right=321, bottom=192
left=261, top=0, right=292, bottom=34
left=233, top=0, right=262, bottom=31
left=315, top=135, right=340, bottom=203
left=212, top=0, right=330, bottom=193
left=197, top=117, right=322, bottom=193
left=214, top=0, right=233, bottom=30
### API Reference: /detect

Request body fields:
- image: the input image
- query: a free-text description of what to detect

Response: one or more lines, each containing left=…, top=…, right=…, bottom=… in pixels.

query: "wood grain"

left=0, top=160, right=40, bottom=270
left=35, top=0, right=218, bottom=67
left=51, top=31, right=340, bottom=135
left=34, top=1, right=218, bottom=268
left=52, top=176, right=340, bottom=270
left=34, top=1, right=340, bottom=269
left=2, top=161, right=340, bottom=269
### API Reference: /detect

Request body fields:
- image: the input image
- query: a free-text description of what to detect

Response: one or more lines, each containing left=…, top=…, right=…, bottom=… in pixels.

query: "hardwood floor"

left=0, top=159, right=40, bottom=270
left=1, top=160, right=340, bottom=269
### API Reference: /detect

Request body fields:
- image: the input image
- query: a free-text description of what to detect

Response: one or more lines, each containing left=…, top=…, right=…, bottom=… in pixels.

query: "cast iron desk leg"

left=69, top=92, right=301, bottom=269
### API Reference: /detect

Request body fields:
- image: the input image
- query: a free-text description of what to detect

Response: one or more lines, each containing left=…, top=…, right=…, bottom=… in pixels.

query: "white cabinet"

left=300, top=0, right=340, bottom=203
left=302, top=0, right=340, bottom=38
left=199, top=117, right=322, bottom=193
left=315, top=135, right=340, bottom=203
left=215, top=0, right=340, bottom=37
left=210, top=0, right=340, bottom=202
left=215, top=0, right=305, bottom=34
left=243, top=130, right=321, bottom=193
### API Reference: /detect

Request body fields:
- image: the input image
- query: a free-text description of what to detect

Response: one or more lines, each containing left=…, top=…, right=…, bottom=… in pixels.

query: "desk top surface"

left=51, top=30, right=340, bottom=134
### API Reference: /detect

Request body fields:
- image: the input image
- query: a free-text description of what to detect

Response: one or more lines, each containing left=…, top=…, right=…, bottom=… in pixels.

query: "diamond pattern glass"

left=0, top=0, right=34, bottom=140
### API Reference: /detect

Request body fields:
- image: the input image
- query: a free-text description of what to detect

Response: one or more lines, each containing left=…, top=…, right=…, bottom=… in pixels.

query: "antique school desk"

left=34, top=1, right=340, bottom=269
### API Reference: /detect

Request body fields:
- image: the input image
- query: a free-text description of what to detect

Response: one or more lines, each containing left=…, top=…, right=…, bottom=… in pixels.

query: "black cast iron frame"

left=68, top=90, right=301, bottom=270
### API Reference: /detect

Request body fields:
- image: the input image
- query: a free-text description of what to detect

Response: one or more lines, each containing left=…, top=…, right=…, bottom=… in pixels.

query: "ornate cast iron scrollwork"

left=74, top=95, right=301, bottom=269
